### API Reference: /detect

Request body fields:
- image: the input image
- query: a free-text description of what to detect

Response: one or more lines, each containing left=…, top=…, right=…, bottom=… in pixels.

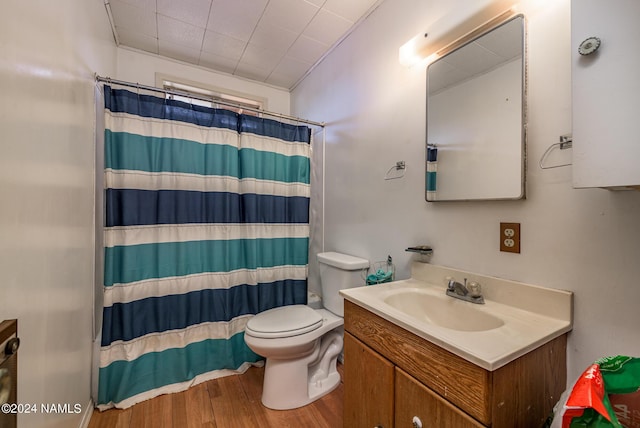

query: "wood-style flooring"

left=87, top=364, right=343, bottom=428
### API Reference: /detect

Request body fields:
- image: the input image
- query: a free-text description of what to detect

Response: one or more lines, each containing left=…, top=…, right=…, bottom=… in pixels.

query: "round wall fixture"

left=578, top=37, right=601, bottom=55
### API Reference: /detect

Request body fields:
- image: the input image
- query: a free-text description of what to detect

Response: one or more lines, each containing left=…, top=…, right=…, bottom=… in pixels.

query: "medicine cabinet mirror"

left=426, top=15, right=525, bottom=201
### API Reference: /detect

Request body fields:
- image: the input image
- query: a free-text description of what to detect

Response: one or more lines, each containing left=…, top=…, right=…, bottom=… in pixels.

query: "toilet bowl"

left=244, top=305, right=343, bottom=409
left=244, top=251, right=369, bottom=410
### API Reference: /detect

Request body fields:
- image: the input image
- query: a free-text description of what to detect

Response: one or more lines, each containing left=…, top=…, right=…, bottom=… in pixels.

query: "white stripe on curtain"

left=105, top=112, right=239, bottom=147
left=100, top=316, right=253, bottom=365
left=105, top=223, right=310, bottom=247
left=105, top=170, right=310, bottom=197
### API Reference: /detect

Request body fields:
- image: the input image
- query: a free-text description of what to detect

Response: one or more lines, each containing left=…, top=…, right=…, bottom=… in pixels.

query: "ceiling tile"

left=249, top=22, right=298, bottom=52
left=116, top=0, right=156, bottom=10
left=199, top=51, right=239, bottom=74
left=428, top=60, right=467, bottom=94
left=157, top=15, right=206, bottom=50
left=202, top=30, right=246, bottom=60
left=476, top=18, right=522, bottom=60
left=208, top=0, right=268, bottom=41
left=240, top=43, right=285, bottom=70
left=234, top=61, right=271, bottom=82
left=323, top=0, right=376, bottom=22
left=157, top=0, right=212, bottom=29
left=158, top=40, right=202, bottom=65
left=272, top=55, right=312, bottom=79
left=261, top=0, right=319, bottom=33
left=264, top=72, right=298, bottom=89
left=287, top=34, right=328, bottom=64
left=443, top=43, right=502, bottom=75
left=109, top=0, right=157, bottom=38
left=116, top=28, right=159, bottom=54
left=303, top=8, right=353, bottom=47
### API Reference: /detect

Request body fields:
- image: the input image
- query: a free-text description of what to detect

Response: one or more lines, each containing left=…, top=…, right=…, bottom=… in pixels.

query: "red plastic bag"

left=551, top=356, right=640, bottom=428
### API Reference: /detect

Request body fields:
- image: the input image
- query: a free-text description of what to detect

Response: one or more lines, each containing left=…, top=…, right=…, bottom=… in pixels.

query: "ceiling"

left=428, top=17, right=523, bottom=95
left=105, top=0, right=382, bottom=90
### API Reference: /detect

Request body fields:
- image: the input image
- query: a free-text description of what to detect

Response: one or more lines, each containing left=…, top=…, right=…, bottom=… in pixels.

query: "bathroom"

left=2, top=0, right=640, bottom=426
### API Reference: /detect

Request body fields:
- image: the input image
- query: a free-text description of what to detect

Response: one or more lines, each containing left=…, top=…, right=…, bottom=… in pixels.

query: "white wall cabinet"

left=572, top=0, right=640, bottom=189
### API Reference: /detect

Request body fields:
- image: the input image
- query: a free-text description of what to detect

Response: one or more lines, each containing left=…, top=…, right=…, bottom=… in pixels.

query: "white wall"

left=292, top=0, right=640, bottom=384
left=0, top=0, right=116, bottom=427
left=115, top=48, right=291, bottom=115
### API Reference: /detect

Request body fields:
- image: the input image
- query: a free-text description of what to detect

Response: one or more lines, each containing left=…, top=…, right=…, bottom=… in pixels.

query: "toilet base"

left=261, top=329, right=343, bottom=410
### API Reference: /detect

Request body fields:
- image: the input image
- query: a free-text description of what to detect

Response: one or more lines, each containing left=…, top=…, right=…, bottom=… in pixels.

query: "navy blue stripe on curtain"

left=104, top=86, right=239, bottom=131
left=105, top=189, right=310, bottom=227
left=104, top=86, right=312, bottom=144
left=101, top=280, right=307, bottom=346
left=239, top=114, right=312, bottom=143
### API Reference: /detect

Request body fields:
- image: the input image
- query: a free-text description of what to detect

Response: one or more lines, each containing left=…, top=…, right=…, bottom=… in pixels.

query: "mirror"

left=426, top=15, right=525, bottom=201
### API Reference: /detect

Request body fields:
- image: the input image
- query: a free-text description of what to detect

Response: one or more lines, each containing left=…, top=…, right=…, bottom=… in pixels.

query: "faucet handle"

left=468, top=281, right=482, bottom=298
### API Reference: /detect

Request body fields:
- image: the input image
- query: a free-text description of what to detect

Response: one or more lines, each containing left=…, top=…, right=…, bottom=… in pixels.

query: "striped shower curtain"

left=98, top=86, right=311, bottom=409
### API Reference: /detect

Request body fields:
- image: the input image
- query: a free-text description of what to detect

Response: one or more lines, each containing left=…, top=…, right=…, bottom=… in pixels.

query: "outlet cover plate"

left=500, top=222, right=521, bottom=253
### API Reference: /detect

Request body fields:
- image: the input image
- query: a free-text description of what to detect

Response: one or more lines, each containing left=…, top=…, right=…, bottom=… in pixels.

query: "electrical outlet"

left=500, top=222, right=521, bottom=253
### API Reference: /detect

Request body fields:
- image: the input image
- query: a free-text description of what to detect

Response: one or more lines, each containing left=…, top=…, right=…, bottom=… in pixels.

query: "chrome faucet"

left=446, top=278, right=484, bottom=304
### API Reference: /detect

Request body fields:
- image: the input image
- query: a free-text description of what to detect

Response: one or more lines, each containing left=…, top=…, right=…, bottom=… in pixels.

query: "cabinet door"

left=572, top=0, right=640, bottom=188
left=344, top=332, right=395, bottom=428
left=395, top=368, right=485, bottom=428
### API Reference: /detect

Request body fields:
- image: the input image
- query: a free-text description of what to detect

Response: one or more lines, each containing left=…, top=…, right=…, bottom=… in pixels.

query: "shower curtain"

left=97, top=86, right=311, bottom=409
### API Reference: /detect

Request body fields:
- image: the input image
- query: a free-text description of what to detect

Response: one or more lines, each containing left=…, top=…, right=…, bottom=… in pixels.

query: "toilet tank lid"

left=317, top=252, right=369, bottom=270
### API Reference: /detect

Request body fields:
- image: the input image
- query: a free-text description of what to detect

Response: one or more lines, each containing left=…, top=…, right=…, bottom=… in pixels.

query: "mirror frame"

left=425, top=14, right=527, bottom=202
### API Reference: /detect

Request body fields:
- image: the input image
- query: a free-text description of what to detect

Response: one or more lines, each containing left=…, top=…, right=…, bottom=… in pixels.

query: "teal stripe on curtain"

left=239, top=149, right=310, bottom=183
left=105, top=131, right=239, bottom=176
left=98, top=86, right=311, bottom=410
left=105, top=131, right=310, bottom=183
left=98, top=333, right=260, bottom=405
left=104, top=237, right=310, bottom=286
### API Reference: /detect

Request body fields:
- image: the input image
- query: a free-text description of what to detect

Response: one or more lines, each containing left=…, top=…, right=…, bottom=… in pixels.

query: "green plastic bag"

left=557, top=356, right=640, bottom=428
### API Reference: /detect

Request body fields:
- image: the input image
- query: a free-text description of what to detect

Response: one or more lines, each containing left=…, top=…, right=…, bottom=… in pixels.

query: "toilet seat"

left=246, top=305, right=323, bottom=339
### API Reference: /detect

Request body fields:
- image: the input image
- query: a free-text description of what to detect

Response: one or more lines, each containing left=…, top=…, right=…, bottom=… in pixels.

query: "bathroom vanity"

left=340, top=263, right=573, bottom=428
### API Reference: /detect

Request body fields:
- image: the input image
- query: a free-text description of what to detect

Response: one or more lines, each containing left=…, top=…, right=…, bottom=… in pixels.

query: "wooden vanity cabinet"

left=343, top=300, right=567, bottom=428
left=343, top=331, right=394, bottom=428
left=395, top=366, right=483, bottom=428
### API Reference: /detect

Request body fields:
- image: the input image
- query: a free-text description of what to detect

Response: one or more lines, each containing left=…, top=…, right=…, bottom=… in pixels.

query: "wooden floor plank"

left=307, top=384, right=344, bottom=428
left=208, top=373, right=257, bottom=428
left=150, top=392, right=173, bottom=428
left=171, top=390, right=189, bottom=428
left=87, top=406, right=132, bottom=428
left=129, top=396, right=156, bottom=428
left=238, top=365, right=311, bottom=428
left=185, top=382, right=216, bottom=428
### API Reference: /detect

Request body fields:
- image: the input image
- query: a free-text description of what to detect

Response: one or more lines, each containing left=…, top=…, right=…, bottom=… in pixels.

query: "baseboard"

left=78, top=399, right=94, bottom=428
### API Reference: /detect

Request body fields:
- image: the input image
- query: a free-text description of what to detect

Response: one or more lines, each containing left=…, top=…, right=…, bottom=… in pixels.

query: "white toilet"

left=244, top=251, right=369, bottom=410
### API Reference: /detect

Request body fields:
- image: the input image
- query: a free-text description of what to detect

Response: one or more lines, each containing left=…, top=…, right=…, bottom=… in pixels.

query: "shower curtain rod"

left=95, top=75, right=325, bottom=128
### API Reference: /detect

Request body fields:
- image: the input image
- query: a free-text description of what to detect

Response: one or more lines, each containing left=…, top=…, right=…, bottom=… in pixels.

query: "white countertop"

left=340, top=263, right=573, bottom=371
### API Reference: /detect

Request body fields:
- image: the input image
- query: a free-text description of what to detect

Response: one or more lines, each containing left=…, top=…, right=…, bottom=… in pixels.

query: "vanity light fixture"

left=399, top=0, right=518, bottom=67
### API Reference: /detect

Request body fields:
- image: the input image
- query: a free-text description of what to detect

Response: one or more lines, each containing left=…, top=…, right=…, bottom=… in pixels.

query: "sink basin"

left=383, top=288, right=504, bottom=332
left=340, top=263, right=573, bottom=370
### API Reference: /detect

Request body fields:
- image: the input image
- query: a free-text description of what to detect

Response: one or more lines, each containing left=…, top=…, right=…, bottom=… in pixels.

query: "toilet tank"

left=317, top=252, right=369, bottom=317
